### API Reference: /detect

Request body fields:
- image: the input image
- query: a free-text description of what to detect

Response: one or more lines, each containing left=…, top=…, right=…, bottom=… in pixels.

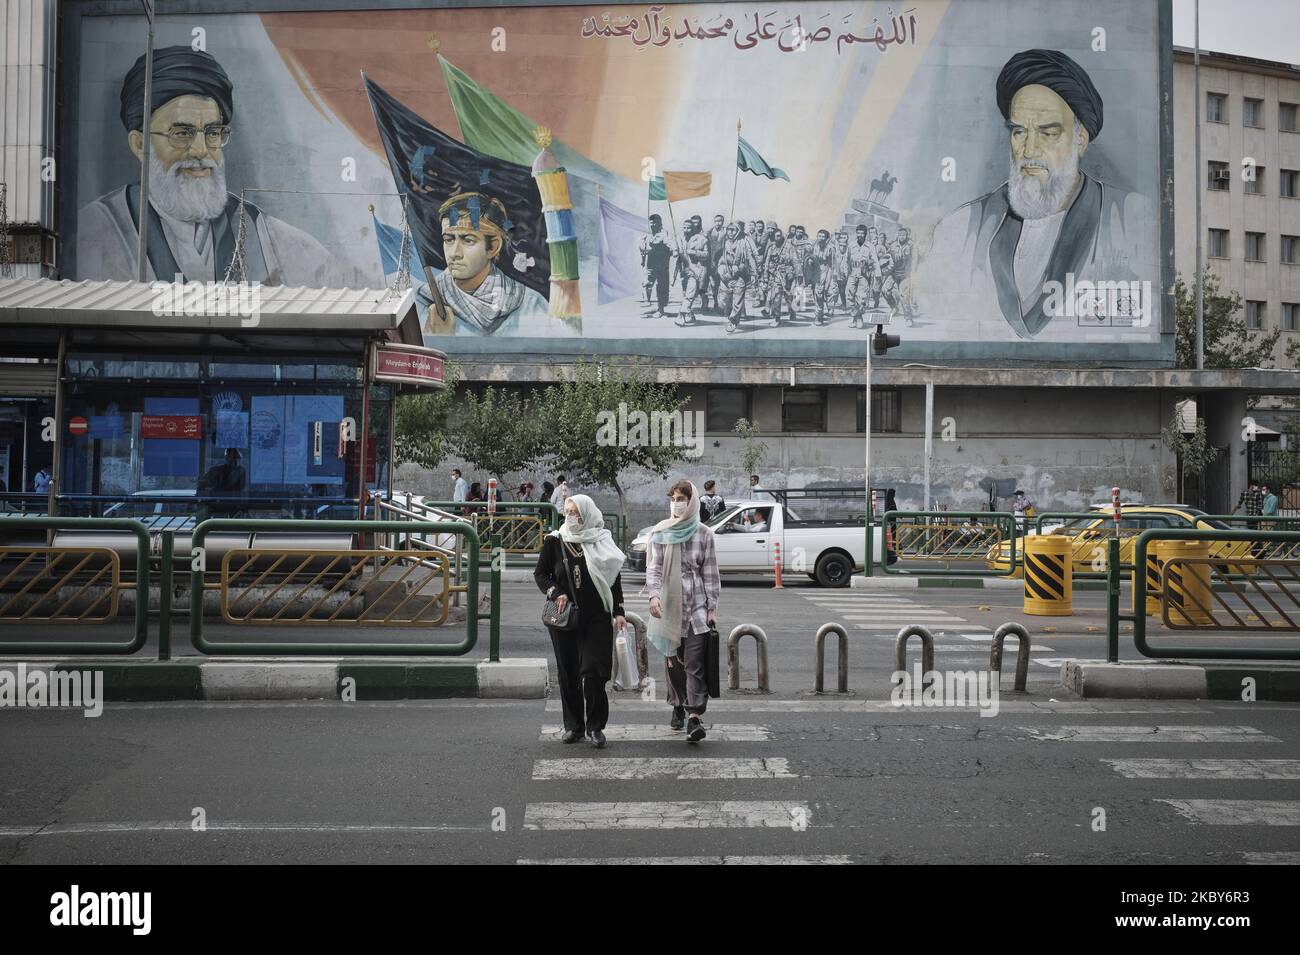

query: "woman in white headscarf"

left=646, top=479, right=721, bottom=743
left=534, top=494, right=627, bottom=748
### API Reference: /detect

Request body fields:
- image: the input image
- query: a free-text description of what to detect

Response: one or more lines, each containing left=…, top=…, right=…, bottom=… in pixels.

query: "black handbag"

left=542, top=545, right=580, bottom=630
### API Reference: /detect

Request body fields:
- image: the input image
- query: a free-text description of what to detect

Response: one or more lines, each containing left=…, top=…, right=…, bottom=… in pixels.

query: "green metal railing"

left=875, top=511, right=1019, bottom=577
left=1035, top=512, right=1178, bottom=580
left=1129, top=528, right=1300, bottom=660
left=0, top=517, right=151, bottom=654
left=417, top=500, right=561, bottom=530
left=187, top=518, right=492, bottom=656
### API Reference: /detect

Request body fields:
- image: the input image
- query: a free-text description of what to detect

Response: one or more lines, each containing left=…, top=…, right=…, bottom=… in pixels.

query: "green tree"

left=733, top=417, right=768, bottom=484
left=540, top=361, right=694, bottom=530
left=393, top=361, right=462, bottom=470
left=452, top=385, right=548, bottom=491
left=1174, top=270, right=1279, bottom=369
left=1162, top=406, right=1222, bottom=505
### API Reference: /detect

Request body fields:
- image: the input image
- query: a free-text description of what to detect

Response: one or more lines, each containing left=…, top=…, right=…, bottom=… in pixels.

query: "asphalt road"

left=3, top=575, right=1299, bottom=864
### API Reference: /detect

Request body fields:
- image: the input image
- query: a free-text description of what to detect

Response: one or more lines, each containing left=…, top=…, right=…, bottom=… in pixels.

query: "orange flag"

left=663, top=171, right=712, bottom=203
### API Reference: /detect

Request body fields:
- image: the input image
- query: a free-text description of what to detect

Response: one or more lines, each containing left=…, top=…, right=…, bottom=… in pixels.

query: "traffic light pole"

left=864, top=335, right=873, bottom=576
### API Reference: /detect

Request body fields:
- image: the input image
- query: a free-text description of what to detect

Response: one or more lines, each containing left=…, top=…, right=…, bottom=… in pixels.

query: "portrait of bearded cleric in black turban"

left=76, top=45, right=334, bottom=285
left=917, top=49, right=1149, bottom=340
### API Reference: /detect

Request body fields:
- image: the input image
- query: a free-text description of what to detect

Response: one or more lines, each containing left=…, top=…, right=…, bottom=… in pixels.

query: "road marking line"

left=1243, top=851, right=1300, bottom=864
left=532, top=757, right=798, bottom=780
left=1103, top=758, right=1300, bottom=779
left=540, top=724, right=771, bottom=741
left=1021, top=725, right=1280, bottom=743
left=517, top=855, right=852, bottom=865
left=933, top=644, right=1053, bottom=652
left=0, top=822, right=485, bottom=837
left=1156, top=799, right=1300, bottom=826
left=522, top=800, right=810, bottom=830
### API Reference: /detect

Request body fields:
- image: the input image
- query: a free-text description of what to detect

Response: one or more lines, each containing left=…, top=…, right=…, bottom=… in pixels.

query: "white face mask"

left=565, top=514, right=581, bottom=530
left=671, top=500, right=688, bottom=518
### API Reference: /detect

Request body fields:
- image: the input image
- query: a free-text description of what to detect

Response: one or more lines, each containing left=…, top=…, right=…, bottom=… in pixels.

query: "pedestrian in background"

left=1262, top=483, right=1280, bottom=529
left=646, top=479, right=721, bottom=743
left=550, top=475, right=570, bottom=509
left=700, top=479, right=727, bottom=523
left=535, top=494, right=627, bottom=748
left=451, top=468, right=468, bottom=503
left=1235, top=481, right=1264, bottom=517
left=517, top=481, right=535, bottom=502
left=467, top=482, right=484, bottom=502
left=541, top=481, right=555, bottom=505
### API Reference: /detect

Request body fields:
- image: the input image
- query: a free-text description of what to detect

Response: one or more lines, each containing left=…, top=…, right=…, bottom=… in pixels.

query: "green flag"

left=648, top=176, right=667, bottom=201
left=737, top=135, right=790, bottom=183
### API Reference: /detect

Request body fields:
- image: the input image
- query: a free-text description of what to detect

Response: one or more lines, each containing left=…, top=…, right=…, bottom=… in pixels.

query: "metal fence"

left=876, top=511, right=1019, bottom=577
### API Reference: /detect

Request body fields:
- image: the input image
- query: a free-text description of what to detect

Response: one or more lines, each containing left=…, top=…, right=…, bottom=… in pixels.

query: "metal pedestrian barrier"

left=471, top=513, right=546, bottom=554
left=875, top=511, right=1019, bottom=578
left=814, top=622, right=849, bottom=693
left=990, top=622, right=1030, bottom=692
left=0, top=516, right=151, bottom=654
left=891, top=521, right=1003, bottom=561
left=188, top=518, right=491, bottom=656
left=728, top=623, right=770, bottom=692
left=894, top=624, right=935, bottom=677
left=1130, top=528, right=1300, bottom=660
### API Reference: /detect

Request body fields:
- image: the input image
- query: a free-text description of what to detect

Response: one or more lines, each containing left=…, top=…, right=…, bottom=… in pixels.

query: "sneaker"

left=670, top=706, right=685, bottom=730
left=561, top=729, right=583, bottom=744
left=686, top=717, right=706, bottom=743
left=588, top=729, right=607, bottom=749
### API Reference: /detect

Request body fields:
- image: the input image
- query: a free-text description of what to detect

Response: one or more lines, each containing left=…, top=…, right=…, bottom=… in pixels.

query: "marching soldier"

left=641, top=213, right=674, bottom=318
left=718, top=220, right=759, bottom=334
left=811, top=229, right=838, bottom=326
left=675, top=214, right=711, bottom=327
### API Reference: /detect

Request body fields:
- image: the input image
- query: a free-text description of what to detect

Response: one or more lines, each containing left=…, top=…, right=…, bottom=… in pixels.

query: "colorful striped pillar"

left=531, top=125, right=580, bottom=321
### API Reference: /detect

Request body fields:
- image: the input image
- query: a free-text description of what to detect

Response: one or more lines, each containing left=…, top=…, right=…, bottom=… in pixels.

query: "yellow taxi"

left=985, top=504, right=1269, bottom=576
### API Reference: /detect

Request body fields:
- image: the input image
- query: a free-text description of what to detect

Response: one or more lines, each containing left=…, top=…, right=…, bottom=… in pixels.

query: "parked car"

left=628, top=499, right=881, bottom=587
left=984, top=504, right=1264, bottom=575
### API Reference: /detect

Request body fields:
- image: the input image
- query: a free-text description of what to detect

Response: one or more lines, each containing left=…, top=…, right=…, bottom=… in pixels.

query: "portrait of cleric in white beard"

left=75, top=45, right=334, bottom=286
left=917, top=48, right=1148, bottom=341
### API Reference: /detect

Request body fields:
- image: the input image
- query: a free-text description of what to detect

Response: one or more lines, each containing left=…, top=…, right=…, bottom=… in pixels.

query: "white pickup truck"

left=629, top=500, right=882, bottom=587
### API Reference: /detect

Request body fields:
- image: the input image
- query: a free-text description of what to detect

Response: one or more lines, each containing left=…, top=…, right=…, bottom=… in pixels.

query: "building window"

left=706, top=387, right=750, bottom=433
left=1243, top=97, right=1264, bottom=128
left=1208, top=160, right=1230, bottom=191
left=1208, top=228, right=1229, bottom=258
left=1282, top=102, right=1299, bottom=133
left=1247, top=300, right=1266, bottom=330
left=1285, top=303, right=1299, bottom=332
left=1207, top=92, right=1227, bottom=123
left=1245, top=232, right=1266, bottom=262
left=1283, top=235, right=1299, bottom=265
left=1245, top=165, right=1266, bottom=195
left=856, top=388, right=901, bottom=433
left=1282, top=169, right=1299, bottom=199
left=782, top=388, right=826, bottom=432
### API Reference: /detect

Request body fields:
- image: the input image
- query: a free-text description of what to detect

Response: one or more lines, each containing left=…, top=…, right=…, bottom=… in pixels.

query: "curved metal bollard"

left=613, top=610, right=649, bottom=690
left=894, top=625, right=935, bottom=683
left=728, top=624, right=770, bottom=693
left=814, top=623, right=849, bottom=694
left=990, top=621, right=1031, bottom=692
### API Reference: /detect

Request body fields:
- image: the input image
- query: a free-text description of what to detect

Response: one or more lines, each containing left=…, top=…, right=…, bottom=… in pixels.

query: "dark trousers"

left=665, top=630, right=710, bottom=715
left=549, top=615, right=613, bottom=732
left=645, top=265, right=669, bottom=310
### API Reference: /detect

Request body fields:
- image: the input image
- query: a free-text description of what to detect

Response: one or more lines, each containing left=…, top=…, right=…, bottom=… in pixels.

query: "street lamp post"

left=1194, top=0, right=1204, bottom=370
left=135, top=1, right=156, bottom=283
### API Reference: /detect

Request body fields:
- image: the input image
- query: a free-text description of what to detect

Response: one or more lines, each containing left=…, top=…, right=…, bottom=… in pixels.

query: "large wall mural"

left=67, top=0, right=1169, bottom=356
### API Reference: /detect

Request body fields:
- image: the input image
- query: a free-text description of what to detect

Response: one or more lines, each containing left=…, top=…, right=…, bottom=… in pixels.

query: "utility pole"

left=1194, top=0, right=1204, bottom=370
left=135, top=0, right=156, bottom=283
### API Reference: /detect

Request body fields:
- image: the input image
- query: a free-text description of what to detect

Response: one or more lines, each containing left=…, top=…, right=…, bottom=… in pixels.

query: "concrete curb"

left=0, top=658, right=549, bottom=702
left=852, top=575, right=1021, bottom=590
left=1061, top=661, right=1207, bottom=699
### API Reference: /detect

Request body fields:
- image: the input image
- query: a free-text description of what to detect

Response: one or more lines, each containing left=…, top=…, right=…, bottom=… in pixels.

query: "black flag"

left=363, top=75, right=550, bottom=299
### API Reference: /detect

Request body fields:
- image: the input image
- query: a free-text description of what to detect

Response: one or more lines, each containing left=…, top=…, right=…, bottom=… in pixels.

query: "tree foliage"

left=540, top=361, right=695, bottom=528
left=452, top=385, right=548, bottom=487
left=733, top=417, right=768, bottom=481
left=1174, top=270, right=1279, bottom=369
left=1162, top=406, right=1221, bottom=504
left=392, top=361, right=462, bottom=470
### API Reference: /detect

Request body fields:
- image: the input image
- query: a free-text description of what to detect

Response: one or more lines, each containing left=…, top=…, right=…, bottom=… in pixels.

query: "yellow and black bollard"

left=1023, top=535, right=1072, bottom=616
left=1160, top=540, right=1214, bottom=626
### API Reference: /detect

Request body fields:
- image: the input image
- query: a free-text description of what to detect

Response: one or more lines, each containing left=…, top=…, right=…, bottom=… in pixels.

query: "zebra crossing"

left=795, top=589, right=1057, bottom=658
left=517, top=689, right=1300, bottom=862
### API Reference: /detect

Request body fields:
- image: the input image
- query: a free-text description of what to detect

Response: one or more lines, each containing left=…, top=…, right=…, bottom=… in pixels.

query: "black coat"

left=534, top=534, right=624, bottom=624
